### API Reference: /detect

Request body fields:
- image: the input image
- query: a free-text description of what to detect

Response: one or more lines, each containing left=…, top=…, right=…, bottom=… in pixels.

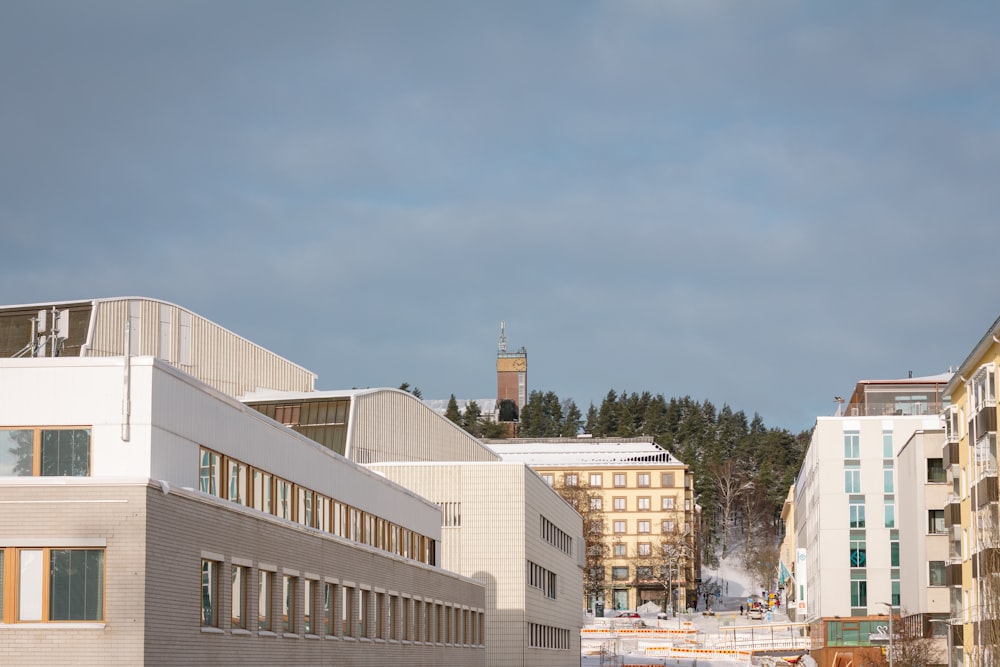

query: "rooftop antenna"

left=499, top=321, right=507, bottom=353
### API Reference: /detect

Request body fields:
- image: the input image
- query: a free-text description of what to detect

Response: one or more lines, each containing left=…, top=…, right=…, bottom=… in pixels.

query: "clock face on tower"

left=512, top=358, right=526, bottom=371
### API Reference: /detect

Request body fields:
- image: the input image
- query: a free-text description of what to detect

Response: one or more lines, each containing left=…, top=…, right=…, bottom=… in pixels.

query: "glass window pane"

left=231, top=565, right=246, bottom=629
left=0, top=429, right=34, bottom=476
left=41, top=429, right=90, bottom=476
left=258, top=571, right=272, bottom=631
left=201, top=560, right=218, bottom=627
left=19, top=549, right=43, bottom=621
left=50, top=549, right=104, bottom=621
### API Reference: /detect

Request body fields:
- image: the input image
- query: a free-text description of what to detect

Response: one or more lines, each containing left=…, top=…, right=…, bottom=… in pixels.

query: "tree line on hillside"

left=442, top=388, right=810, bottom=566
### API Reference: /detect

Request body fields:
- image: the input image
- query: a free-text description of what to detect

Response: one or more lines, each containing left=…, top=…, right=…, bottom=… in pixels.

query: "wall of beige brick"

left=1, top=481, right=485, bottom=667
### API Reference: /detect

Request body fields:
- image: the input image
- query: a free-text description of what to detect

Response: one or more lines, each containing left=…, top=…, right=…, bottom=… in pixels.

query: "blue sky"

left=2, top=1, right=998, bottom=432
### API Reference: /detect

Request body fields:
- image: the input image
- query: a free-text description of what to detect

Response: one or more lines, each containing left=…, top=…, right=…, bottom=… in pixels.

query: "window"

left=541, top=474, right=553, bottom=486
left=638, top=520, right=651, bottom=534
left=637, top=473, right=650, bottom=487
left=844, top=431, right=860, bottom=459
left=845, top=466, right=861, bottom=493
left=276, top=479, right=292, bottom=520
left=3, top=548, right=104, bottom=622
left=613, top=520, right=626, bottom=534
left=252, top=470, right=272, bottom=514
left=661, top=472, right=675, bottom=487
left=850, top=580, right=867, bottom=607
left=638, top=543, right=651, bottom=556
left=227, top=459, right=248, bottom=505
left=323, top=583, right=335, bottom=635
left=927, top=458, right=946, bottom=483
left=283, top=575, right=296, bottom=633
left=637, top=497, right=650, bottom=511
left=883, top=466, right=894, bottom=493
left=849, top=539, right=866, bottom=568
left=297, top=488, right=314, bottom=527
left=612, top=566, right=629, bottom=581
left=883, top=431, right=893, bottom=459
left=42, top=429, right=91, bottom=476
left=613, top=473, right=626, bottom=487
left=590, top=497, right=602, bottom=510
left=231, top=564, right=248, bottom=629
left=201, top=560, right=219, bottom=627
left=342, top=586, right=354, bottom=636
left=258, top=570, right=273, bottom=631
left=929, top=509, right=945, bottom=534
left=1, top=428, right=92, bottom=477
left=662, top=519, right=676, bottom=533
left=564, top=473, right=578, bottom=486
left=613, top=543, right=626, bottom=557
left=613, top=497, right=626, bottom=511
left=200, top=449, right=222, bottom=496
left=589, top=474, right=602, bottom=488
left=929, top=561, right=946, bottom=587
left=849, top=502, right=866, bottom=528
left=303, top=579, right=316, bottom=634
left=884, top=503, right=895, bottom=528
left=661, top=496, right=675, bottom=510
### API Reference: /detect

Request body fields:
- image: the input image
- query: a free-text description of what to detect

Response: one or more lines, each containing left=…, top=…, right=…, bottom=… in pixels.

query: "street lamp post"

left=878, top=602, right=894, bottom=667
left=928, top=618, right=953, bottom=667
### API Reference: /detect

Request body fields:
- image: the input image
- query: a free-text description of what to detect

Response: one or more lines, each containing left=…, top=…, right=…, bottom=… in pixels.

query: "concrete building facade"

left=0, top=355, right=485, bottom=666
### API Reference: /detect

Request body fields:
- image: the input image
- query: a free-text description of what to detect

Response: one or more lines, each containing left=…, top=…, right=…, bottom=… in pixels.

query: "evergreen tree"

left=462, top=400, right=483, bottom=438
left=444, top=394, right=462, bottom=425
left=561, top=400, right=583, bottom=437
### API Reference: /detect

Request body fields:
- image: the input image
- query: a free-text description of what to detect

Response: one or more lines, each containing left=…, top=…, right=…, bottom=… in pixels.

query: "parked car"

left=615, top=611, right=640, bottom=618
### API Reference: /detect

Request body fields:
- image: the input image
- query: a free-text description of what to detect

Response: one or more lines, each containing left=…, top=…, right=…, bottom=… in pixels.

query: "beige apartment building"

left=941, top=314, right=1000, bottom=667
left=488, top=438, right=698, bottom=614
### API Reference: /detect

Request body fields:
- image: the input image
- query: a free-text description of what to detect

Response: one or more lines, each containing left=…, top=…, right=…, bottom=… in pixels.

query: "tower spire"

left=498, top=321, right=507, bottom=353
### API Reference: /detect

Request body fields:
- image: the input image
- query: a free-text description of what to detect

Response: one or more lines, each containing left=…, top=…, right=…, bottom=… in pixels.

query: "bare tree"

left=634, top=532, right=694, bottom=614
left=712, top=461, right=753, bottom=557
left=551, top=475, right=607, bottom=612
left=860, top=610, right=938, bottom=667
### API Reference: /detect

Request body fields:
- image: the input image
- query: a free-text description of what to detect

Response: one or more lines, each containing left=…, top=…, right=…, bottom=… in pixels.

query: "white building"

left=0, top=355, right=485, bottom=666
left=792, top=374, right=950, bottom=666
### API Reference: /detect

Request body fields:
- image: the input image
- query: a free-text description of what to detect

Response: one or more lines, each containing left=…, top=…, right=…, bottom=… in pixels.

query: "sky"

left=2, top=1, right=999, bottom=433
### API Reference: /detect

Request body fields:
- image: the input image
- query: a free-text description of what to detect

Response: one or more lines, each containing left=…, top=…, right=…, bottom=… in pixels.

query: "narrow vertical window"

left=282, top=575, right=295, bottom=633
left=231, top=565, right=247, bottom=629
left=201, top=560, right=219, bottom=627
left=303, top=579, right=314, bottom=634
left=227, top=460, right=247, bottom=505
left=199, top=449, right=221, bottom=497
left=323, top=583, right=335, bottom=635
left=258, top=570, right=273, bottom=631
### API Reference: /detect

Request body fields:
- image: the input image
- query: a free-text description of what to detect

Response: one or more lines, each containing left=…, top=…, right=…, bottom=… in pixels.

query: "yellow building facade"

left=944, top=315, right=1000, bottom=667
left=487, top=438, right=698, bottom=613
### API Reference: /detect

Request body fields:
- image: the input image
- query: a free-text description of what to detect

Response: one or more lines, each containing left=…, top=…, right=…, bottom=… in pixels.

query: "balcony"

left=942, top=440, right=959, bottom=468
left=944, top=497, right=962, bottom=527
left=946, top=561, right=963, bottom=587
left=973, top=404, right=997, bottom=442
left=974, top=476, right=998, bottom=510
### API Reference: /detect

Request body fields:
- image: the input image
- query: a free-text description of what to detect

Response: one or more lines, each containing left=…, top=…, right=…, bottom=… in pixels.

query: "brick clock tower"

left=496, top=322, right=526, bottom=431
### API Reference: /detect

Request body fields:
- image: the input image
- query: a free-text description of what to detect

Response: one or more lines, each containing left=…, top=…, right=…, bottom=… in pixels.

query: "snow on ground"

left=580, top=550, right=802, bottom=666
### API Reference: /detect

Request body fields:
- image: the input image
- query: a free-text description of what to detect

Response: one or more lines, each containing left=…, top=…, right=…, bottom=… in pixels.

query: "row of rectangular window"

left=527, top=622, right=571, bottom=650
left=539, top=515, right=572, bottom=556
left=199, top=447, right=435, bottom=565
left=593, top=495, right=678, bottom=511
left=549, top=471, right=678, bottom=489
left=526, top=561, right=557, bottom=600
left=595, top=564, right=669, bottom=582
left=0, top=427, right=91, bottom=477
left=606, top=519, right=684, bottom=534
left=0, top=547, right=104, bottom=623
left=200, top=558, right=485, bottom=645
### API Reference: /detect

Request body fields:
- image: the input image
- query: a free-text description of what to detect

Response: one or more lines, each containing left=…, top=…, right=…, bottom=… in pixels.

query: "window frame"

left=201, top=559, right=220, bottom=628
left=1, top=427, right=92, bottom=478
left=1, top=547, right=106, bottom=623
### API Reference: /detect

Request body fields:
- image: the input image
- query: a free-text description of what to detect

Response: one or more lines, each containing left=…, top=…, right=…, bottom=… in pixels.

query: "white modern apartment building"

left=792, top=373, right=950, bottom=667
left=0, top=355, right=486, bottom=666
